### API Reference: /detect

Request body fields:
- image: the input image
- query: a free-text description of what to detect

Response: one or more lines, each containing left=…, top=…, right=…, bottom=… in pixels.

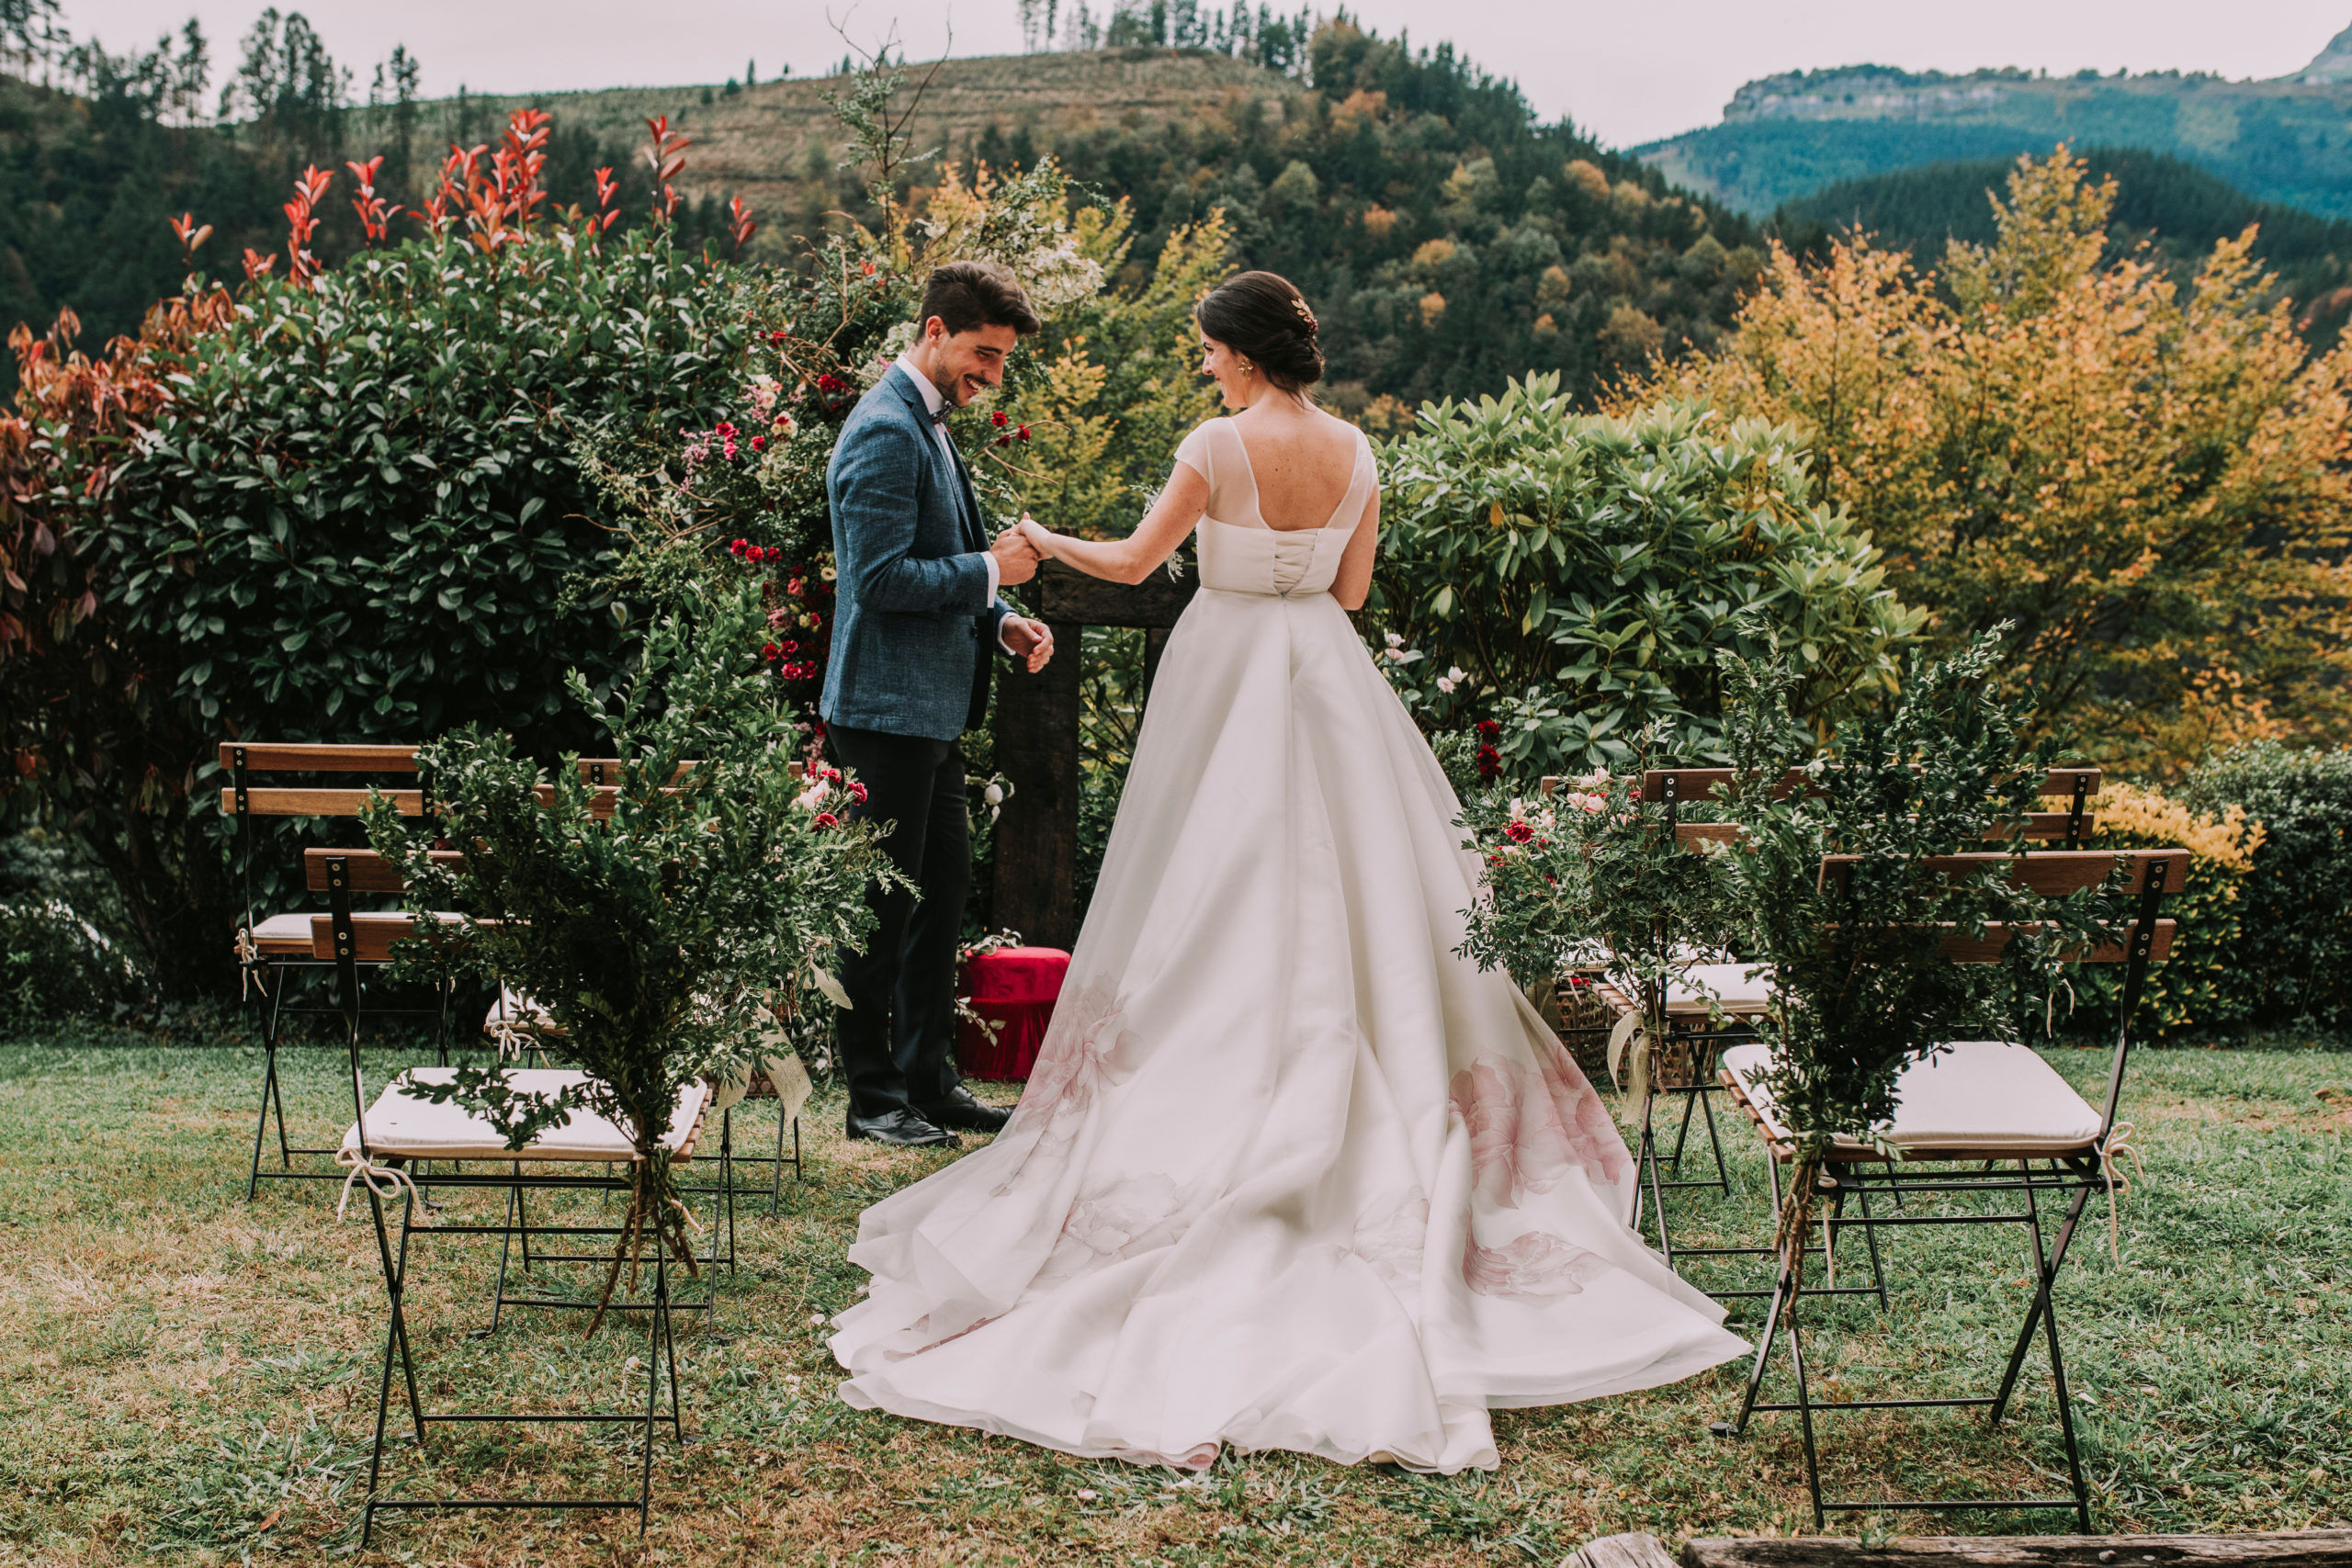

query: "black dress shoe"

left=912, top=1085, right=1012, bottom=1134
left=845, top=1108, right=956, bottom=1146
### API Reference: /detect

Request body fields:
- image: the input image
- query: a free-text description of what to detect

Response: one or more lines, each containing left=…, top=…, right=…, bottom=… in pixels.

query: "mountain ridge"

left=1642, top=24, right=2352, bottom=218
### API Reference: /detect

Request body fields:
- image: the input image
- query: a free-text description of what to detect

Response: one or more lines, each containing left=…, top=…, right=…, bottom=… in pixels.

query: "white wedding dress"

left=830, top=416, right=1746, bottom=1472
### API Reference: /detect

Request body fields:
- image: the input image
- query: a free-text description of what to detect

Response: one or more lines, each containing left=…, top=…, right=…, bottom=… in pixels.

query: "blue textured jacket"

left=820, top=366, right=1011, bottom=740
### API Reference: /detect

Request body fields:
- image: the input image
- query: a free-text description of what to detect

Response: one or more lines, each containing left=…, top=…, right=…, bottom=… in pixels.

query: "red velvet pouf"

left=955, top=946, right=1070, bottom=1081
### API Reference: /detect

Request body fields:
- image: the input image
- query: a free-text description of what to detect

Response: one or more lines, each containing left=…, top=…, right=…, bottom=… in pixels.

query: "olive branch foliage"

left=1463, top=624, right=2126, bottom=1272
left=1456, top=718, right=1742, bottom=1105
left=359, top=550, right=897, bottom=1329
left=1718, top=627, right=2122, bottom=1264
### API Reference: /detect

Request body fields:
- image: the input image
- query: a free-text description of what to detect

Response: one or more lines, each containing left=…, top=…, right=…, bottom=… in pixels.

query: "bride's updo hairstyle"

left=1197, top=270, right=1324, bottom=396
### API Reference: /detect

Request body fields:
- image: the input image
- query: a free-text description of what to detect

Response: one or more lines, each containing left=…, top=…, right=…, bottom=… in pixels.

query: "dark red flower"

left=1016, top=424, right=1031, bottom=442
left=723, top=440, right=738, bottom=459
left=716, top=422, right=737, bottom=439
left=821, top=767, right=841, bottom=782
left=763, top=641, right=780, bottom=660
left=779, top=639, right=798, bottom=654
left=995, top=434, right=1011, bottom=447
left=814, top=811, right=840, bottom=828
left=768, top=330, right=786, bottom=343
left=751, top=434, right=766, bottom=452
left=849, top=781, right=868, bottom=803
left=816, top=373, right=848, bottom=393
left=1476, top=719, right=1500, bottom=739
left=990, top=410, right=1009, bottom=428
left=729, top=538, right=749, bottom=556
left=1504, top=819, right=1533, bottom=843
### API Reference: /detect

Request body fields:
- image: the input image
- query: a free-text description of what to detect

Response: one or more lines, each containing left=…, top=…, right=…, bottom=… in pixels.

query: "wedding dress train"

left=830, top=418, right=1745, bottom=1472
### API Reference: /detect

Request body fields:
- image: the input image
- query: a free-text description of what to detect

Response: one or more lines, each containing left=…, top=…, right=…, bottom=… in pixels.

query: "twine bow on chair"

left=334, top=1145, right=425, bottom=1221
left=2096, top=1121, right=2143, bottom=1265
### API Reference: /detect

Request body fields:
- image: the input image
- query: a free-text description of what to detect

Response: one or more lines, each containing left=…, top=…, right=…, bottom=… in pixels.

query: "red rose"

left=763, top=642, right=781, bottom=660
left=821, top=767, right=841, bottom=782
left=995, top=434, right=1011, bottom=447
left=1504, top=819, right=1533, bottom=843
left=786, top=577, right=804, bottom=595
left=729, top=538, right=748, bottom=556
left=768, top=330, right=786, bottom=343
left=814, top=811, right=840, bottom=828
left=716, top=421, right=737, bottom=438
left=752, top=435, right=766, bottom=452
left=779, top=639, right=798, bottom=654
left=1017, top=424, right=1031, bottom=442
left=849, top=781, right=868, bottom=803
left=723, top=440, right=738, bottom=459
left=1476, top=720, right=1500, bottom=739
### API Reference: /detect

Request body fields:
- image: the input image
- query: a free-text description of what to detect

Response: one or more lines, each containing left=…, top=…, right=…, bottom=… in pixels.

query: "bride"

left=829, top=270, right=1744, bottom=1472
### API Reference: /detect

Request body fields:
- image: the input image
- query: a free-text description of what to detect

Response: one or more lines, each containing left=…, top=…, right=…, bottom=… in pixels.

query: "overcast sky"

left=55, top=0, right=2352, bottom=148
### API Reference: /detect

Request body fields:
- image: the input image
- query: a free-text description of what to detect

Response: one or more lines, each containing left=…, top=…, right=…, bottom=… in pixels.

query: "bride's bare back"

left=1230, top=404, right=1371, bottom=534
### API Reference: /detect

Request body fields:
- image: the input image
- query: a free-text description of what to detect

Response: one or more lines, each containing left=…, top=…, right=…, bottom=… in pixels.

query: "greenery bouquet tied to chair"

left=339, top=558, right=894, bottom=1539
left=1701, top=629, right=2185, bottom=1528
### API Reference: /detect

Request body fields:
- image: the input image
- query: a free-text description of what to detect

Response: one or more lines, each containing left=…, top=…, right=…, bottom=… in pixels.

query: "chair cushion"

left=248, top=912, right=319, bottom=955
left=1667, top=963, right=1772, bottom=1017
left=342, top=1067, right=709, bottom=1162
left=1721, top=1041, right=2104, bottom=1156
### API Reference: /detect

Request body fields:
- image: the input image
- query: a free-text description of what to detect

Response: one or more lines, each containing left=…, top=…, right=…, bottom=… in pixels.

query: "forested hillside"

left=1776, top=147, right=2352, bottom=344
left=0, top=8, right=1771, bottom=411
left=1644, top=60, right=2352, bottom=219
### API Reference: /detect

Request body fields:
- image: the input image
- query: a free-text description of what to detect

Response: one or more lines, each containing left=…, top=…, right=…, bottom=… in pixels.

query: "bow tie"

left=929, top=403, right=950, bottom=430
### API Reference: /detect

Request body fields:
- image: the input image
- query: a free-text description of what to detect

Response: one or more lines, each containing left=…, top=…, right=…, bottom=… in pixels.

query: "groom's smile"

left=913, top=319, right=1019, bottom=409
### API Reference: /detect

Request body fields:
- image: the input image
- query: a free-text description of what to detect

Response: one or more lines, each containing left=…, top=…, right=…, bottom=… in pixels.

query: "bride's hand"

left=1018, top=515, right=1059, bottom=559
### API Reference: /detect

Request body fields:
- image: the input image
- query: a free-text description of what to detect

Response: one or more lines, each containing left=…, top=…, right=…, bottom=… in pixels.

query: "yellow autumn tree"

left=1624, top=148, right=2352, bottom=773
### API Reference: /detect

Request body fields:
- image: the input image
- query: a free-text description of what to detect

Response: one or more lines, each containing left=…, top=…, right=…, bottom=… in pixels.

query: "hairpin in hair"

left=1293, top=297, right=1318, bottom=333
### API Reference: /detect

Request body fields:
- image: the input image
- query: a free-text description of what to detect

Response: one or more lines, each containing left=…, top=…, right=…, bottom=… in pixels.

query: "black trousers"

left=826, top=724, right=972, bottom=1121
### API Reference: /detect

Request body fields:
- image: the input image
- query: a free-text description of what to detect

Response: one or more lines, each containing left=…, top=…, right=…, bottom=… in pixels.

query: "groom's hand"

left=1001, top=614, right=1055, bottom=673
left=989, top=525, right=1039, bottom=586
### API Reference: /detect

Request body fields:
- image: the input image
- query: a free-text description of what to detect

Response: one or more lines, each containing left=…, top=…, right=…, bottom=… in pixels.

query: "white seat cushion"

left=342, top=1068, right=710, bottom=1162
left=1667, top=963, right=1772, bottom=1017
left=248, top=911, right=318, bottom=953
left=1722, top=1040, right=2104, bottom=1156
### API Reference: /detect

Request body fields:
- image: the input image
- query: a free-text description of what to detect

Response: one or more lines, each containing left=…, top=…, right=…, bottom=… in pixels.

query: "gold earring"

left=1239, top=355, right=1255, bottom=376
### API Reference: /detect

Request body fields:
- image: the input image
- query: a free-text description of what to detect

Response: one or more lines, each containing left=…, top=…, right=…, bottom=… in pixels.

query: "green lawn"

left=0, top=1028, right=2346, bottom=1565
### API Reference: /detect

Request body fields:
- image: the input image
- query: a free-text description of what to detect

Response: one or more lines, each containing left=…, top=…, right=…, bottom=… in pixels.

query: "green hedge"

left=2185, top=743, right=2352, bottom=1031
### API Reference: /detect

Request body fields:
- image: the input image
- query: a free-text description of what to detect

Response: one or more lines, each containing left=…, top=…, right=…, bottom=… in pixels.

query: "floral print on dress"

left=1461, top=1230, right=1611, bottom=1302
left=1450, top=1048, right=1630, bottom=1210
left=1349, top=1190, right=1430, bottom=1294
left=993, top=983, right=1145, bottom=1193
left=1034, top=1172, right=1196, bottom=1289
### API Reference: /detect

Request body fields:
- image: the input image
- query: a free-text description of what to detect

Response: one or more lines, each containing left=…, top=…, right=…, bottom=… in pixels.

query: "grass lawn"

left=0, top=1026, right=2346, bottom=1566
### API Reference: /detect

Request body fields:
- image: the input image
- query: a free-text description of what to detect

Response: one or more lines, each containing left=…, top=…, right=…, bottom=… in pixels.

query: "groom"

left=822, top=261, right=1057, bottom=1147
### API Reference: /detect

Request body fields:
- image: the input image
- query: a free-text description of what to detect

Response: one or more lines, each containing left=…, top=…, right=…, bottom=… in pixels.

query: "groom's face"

left=920, top=318, right=1019, bottom=408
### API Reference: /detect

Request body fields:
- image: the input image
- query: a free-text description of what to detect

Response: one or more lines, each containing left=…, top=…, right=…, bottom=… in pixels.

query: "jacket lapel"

left=887, top=365, right=986, bottom=554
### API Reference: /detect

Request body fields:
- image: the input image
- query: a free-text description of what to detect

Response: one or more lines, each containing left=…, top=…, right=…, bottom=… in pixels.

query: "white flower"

left=1384, top=630, right=1404, bottom=648
left=982, top=783, right=1004, bottom=807
left=1435, top=675, right=1456, bottom=694
left=748, top=374, right=780, bottom=416
left=794, top=778, right=831, bottom=810
left=1446, top=665, right=1466, bottom=682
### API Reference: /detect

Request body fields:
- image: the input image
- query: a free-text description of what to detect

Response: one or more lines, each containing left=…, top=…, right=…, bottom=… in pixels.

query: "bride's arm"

left=1018, top=464, right=1209, bottom=586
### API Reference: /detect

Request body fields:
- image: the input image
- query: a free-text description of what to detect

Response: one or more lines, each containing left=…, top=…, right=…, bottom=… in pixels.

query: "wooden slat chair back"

left=1713, top=833, right=2186, bottom=1529
left=220, top=742, right=475, bottom=1201
left=1539, top=769, right=2100, bottom=846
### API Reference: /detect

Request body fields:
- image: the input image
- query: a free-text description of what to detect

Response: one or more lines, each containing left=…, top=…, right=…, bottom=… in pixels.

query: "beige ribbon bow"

left=2097, top=1121, right=2144, bottom=1265
left=334, top=1145, right=424, bottom=1221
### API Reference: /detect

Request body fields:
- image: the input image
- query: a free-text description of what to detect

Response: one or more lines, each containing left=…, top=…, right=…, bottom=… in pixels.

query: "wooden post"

left=992, top=559, right=1195, bottom=951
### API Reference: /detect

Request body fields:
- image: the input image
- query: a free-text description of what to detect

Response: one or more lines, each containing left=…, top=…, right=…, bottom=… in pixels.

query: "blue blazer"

left=820, top=366, right=1011, bottom=741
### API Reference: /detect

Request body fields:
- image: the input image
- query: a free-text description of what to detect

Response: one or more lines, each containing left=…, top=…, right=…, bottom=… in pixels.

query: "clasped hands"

left=989, top=514, right=1059, bottom=673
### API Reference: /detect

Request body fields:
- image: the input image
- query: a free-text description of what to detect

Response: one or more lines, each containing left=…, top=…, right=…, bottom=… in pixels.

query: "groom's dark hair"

left=921, top=261, right=1042, bottom=338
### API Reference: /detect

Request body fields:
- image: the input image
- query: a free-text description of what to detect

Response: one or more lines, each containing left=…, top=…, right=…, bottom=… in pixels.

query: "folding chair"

left=340, top=1052, right=715, bottom=1545
left=1540, top=772, right=1769, bottom=1266
left=222, top=742, right=461, bottom=1199
left=1713, top=840, right=2184, bottom=1530
left=1542, top=768, right=2104, bottom=1287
